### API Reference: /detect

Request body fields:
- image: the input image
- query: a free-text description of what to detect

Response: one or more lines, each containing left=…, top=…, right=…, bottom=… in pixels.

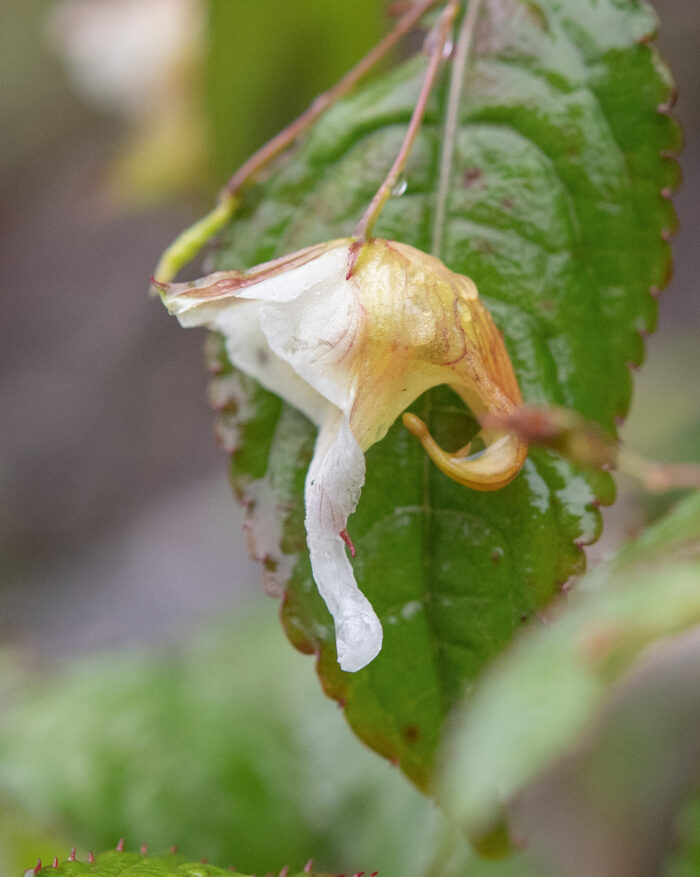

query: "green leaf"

left=38, top=849, right=332, bottom=877
left=666, top=793, right=700, bottom=877
left=2, top=620, right=319, bottom=874
left=38, top=851, right=234, bottom=877
left=203, top=0, right=678, bottom=787
left=584, top=489, right=700, bottom=587
left=0, top=610, right=457, bottom=877
left=439, top=492, right=700, bottom=853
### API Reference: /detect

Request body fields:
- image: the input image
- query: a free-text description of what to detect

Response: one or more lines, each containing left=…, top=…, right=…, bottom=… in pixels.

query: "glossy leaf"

left=440, top=492, right=700, bottom=855
left=35, top=849, right=333, bottom=877
left=202, top=0, right=678, bottom=787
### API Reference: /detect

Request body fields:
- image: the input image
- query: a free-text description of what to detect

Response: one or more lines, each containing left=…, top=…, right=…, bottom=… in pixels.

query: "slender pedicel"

left=152, top=0, right=443, bottom=286
left=482, top=405, right=700, bottom=492
left=354, top=0, right=460, bottom=240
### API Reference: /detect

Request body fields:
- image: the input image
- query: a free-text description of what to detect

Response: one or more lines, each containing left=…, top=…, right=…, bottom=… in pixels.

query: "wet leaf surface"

left=205, top=0, right=679, bottom=787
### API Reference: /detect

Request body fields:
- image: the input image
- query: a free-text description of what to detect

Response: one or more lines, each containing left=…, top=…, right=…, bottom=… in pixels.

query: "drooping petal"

left=155, top=240, right=354, bottom=426
left=157, top=234, right=529, bottom=672
left=158, top=239, right=350, bottom=310
left=305, top=412, right=382, bottom=672
left=187, top=298, right=330, bottom=427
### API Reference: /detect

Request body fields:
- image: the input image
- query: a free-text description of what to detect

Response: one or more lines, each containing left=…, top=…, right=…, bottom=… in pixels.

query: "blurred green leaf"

left=510, top=623, right=700, bottom=877
left=584, top=490, right=700, bottom=587
left=440, top=492, right=700, bottom=863
left=621, top=331, right=700, bottom=526
left=1, top=615, right=316, bottom=873
left=0, top=802, right=68, bottom=877
left=205, top=0, right=385, bottom=181
left=39, top=848, right=333, bottom=877
left=0, top=609, right=462, bottom=877
left=666, top=794, right=700, bottom=877
left=204, top=0, right=678, bottom=789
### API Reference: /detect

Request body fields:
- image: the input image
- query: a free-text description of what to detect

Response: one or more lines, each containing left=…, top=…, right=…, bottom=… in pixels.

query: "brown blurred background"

left=1, top=0, right=698, bottom=657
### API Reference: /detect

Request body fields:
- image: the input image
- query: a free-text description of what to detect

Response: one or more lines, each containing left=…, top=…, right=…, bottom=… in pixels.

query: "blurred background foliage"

left=0, top=609, right=471, bottom=875
left=206, top=0, right=385, bottom=182
left=0, top=1, right=699, bottom=875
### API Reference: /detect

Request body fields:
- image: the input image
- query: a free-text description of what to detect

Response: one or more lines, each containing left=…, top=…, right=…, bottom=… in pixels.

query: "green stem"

left=152, top=198, right=238, bottom=289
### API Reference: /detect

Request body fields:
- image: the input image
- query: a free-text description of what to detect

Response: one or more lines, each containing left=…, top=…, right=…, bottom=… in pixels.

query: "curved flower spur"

left=154, top=0, right=527, bottom=672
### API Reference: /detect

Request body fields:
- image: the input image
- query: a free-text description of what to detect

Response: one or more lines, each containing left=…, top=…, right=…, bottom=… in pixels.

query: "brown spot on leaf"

left=463, top=167, right=483, bottom=188
left=476, top=238, right=495, bottom=255
left=403, top=724, right=421, bottom=743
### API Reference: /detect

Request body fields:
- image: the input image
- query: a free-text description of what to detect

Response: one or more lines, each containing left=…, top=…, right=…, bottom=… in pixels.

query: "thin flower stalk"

left=354, top=0, right=460, bottom=240
left=153, top=0, right=443, bottom=285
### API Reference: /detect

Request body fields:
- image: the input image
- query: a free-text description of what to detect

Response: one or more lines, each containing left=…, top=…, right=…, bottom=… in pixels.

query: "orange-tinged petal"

left=158, top=235, right=527, bottom=671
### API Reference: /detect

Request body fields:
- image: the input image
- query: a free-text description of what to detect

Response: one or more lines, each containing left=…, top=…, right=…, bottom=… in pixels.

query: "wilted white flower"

left=156, top=238, right=527, bottom=672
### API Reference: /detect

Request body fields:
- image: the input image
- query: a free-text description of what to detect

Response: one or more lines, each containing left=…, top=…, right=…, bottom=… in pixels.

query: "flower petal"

left=196, top=299, right=330, bottom=426
left=305, top=412, right=382, bottom=672
left=258, top=268, right=358, bottom=413
left=157, top=248, right=355, bottom=426
left=403, top=413, right=527, bottom=491
left=158, top=239, right=350, bottom=312
left=158, top=235, right=529, bottom=672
